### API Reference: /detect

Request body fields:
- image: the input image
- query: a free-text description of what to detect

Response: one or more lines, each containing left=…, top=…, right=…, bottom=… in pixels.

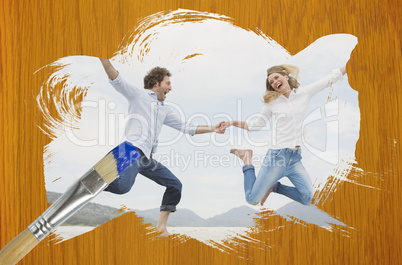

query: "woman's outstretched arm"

left=303, top=66, right=346, bottom=96
left=225, top=121, right=249, bottom=130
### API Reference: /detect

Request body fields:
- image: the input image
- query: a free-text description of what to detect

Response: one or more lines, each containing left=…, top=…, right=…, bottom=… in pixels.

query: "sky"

left=39, top=10, right=359, bottom=221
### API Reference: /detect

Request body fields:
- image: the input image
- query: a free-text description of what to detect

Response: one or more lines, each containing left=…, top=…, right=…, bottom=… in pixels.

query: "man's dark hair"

left=143, top=67, right=171, bottom=89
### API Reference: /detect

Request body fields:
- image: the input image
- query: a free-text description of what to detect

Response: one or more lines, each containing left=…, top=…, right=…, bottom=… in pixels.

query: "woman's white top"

left=247, top=69, right=343, bottom=149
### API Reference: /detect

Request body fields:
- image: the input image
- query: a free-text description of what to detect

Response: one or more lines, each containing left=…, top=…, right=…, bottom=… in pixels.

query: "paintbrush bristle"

left=93, top=141, right=140, bottom=184
left=93, top=152, right=119, bottom=184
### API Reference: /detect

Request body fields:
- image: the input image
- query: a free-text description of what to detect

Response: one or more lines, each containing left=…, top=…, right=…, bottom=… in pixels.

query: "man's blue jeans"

left=104, top=149, right=181, bottom=212
left=242, top=148, right=314, bottom=205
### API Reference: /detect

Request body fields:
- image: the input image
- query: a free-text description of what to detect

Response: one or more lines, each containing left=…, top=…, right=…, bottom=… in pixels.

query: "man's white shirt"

left=110, top=74, right=198, bottom=158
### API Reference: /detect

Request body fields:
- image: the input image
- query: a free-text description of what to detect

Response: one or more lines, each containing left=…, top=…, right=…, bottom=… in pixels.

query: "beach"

left=55, top=226, right=252, bottom=245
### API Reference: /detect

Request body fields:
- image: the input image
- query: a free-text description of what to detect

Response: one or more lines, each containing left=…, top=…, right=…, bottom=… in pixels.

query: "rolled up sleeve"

left=304, top=69, right=344, bottom=96
left=109, top=74, right=141, bottom=100
left=164, top=107, right=198, bottom=136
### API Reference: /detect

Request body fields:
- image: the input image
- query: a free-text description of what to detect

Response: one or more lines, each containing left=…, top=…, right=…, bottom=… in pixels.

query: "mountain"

left=134, top=206, right=259, bottom=227
left=203, top=206, right=259, bottom=227
left=275, top=202, right=345, bottom=226
left=47, top=192, right=259, bottom=227
left=134, top=208, right=206, bottom=227
left=47, top=191, right=124, bottom=226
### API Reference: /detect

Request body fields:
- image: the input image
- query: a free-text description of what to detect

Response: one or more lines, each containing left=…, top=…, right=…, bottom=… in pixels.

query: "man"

left=100, top=58, right=224, bottom=237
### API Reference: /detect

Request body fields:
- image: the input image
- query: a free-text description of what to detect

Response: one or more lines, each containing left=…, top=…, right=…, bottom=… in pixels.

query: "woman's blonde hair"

left=263, top=65, right=300, bottom=104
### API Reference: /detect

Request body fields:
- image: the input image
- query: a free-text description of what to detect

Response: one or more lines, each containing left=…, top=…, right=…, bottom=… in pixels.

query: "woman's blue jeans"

left=242, top=148, right=314, bottom=205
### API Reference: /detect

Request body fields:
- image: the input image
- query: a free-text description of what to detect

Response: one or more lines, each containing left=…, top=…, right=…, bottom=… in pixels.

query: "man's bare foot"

left=155, top=227, right=170, bottom=239
left=230, top=149, right=253, bottom=165
left=261, top=185, right=274, bottom=206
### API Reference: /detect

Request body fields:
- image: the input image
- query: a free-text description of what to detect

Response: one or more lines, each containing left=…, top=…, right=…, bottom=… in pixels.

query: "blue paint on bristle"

left=110, top=141, right=140, bottom=175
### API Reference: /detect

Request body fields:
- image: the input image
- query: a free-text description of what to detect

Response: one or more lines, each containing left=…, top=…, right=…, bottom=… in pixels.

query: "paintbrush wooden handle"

left=0, top=228, right=40, bottom=265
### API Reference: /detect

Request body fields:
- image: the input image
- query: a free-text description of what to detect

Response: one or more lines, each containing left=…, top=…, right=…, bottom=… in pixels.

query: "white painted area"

left=38, top=9, right=359, bottom=241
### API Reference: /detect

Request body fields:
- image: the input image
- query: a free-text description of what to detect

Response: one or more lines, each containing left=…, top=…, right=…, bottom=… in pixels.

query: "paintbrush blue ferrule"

left=111, top=141, right=140, bottom=175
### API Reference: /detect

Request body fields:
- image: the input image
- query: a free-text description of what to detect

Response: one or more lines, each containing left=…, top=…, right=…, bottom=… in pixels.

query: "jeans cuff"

left=242, top=164, right=255, bottom=173
left=273, top=182, right=280, bottom=193
left=160, top=205, right=176, bottom=212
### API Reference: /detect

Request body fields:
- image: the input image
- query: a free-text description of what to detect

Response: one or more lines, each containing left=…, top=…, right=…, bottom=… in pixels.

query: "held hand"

left=213, top=121, right=227, bottom=134
left=223, top=121, right=233, bottom=129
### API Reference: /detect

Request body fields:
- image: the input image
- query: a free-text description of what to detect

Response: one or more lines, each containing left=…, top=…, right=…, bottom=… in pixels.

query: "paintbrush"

left=0, top=141, right=140, bottom=265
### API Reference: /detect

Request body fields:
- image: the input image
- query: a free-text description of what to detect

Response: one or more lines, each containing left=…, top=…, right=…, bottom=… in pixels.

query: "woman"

left=226, top=65, right=346, bottom=206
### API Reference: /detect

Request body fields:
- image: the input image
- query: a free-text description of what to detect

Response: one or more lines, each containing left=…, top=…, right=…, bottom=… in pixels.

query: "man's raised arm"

left=99, top=58, right=119, bottom=80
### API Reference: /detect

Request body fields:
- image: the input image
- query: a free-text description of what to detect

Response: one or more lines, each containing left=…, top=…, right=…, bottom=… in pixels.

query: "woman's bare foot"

left=261, top=185, right=274, bottom=206
left=230, top=149, right=253, bottom=165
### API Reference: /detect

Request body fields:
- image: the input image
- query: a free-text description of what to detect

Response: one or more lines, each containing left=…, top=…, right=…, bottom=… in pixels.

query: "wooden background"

left=1, top=0, right=401, bottom=264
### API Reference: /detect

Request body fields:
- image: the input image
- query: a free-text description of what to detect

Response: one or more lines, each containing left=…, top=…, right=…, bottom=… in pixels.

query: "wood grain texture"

left=1, top=0, right=401, bottom=264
